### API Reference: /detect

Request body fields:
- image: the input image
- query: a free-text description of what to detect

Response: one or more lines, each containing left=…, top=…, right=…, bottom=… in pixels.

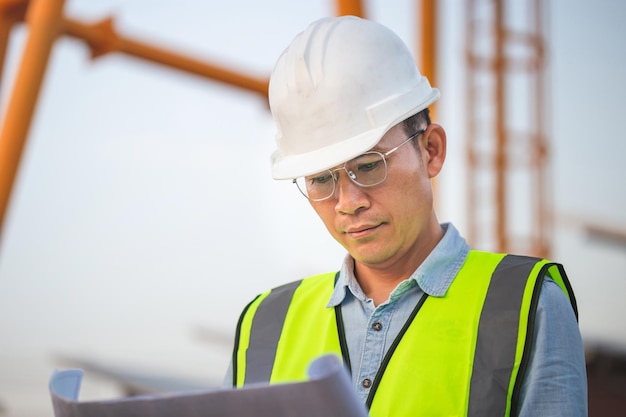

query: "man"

left=227, top=16, right=587, bottom=416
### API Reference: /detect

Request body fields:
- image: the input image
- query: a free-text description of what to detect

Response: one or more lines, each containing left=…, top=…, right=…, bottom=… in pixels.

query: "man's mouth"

left=344, top=223, right=381, bottom=238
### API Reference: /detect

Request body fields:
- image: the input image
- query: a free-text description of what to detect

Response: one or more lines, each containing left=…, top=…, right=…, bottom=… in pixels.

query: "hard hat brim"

left=271, top=87, right=440, bottom=180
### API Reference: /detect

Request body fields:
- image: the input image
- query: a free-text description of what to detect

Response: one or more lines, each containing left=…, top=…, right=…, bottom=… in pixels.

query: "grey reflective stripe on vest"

left=467, top=254, right=539, bottom=417
left=244, top=280, right=302, bottom=384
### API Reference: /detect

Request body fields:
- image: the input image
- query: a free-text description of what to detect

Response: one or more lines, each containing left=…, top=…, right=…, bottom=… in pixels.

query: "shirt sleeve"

left=222, top=359, right=234, bottom=388
left=517, top=278, right=588, bottom=417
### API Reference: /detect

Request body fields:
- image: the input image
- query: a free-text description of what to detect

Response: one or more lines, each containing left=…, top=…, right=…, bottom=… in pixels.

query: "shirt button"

left=372, top=322, right=383, bottom=331
left=361, top=378, right=372, bottom=388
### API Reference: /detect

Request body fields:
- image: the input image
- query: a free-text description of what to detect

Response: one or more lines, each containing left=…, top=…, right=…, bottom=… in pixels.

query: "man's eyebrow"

left=369, top=144, right=393, bottom=153
left=366, top=142, right=387, bottom=152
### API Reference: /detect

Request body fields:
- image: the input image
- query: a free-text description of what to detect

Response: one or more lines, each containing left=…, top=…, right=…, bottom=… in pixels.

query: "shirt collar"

left=327, top=222, right=470, bottom=307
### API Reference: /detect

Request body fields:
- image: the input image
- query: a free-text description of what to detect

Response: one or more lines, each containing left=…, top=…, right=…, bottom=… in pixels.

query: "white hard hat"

left=269, top=15, right=440, bottom=180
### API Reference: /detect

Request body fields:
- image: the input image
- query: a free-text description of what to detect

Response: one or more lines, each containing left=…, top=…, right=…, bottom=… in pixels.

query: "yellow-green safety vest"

left=232, top=251, right=578, bottom=417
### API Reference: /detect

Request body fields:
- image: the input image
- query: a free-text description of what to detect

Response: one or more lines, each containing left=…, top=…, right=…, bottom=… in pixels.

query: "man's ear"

left=420, top=124, right=447, bottom=178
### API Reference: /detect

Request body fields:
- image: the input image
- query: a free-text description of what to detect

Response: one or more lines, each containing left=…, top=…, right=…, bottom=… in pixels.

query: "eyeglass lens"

left=295, top=152, right=388, bottom=200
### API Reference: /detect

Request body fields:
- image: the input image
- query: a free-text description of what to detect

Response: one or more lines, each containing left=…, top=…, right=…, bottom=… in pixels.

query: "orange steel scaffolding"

left=465, top=0, right=551, bottom=257
left=0, top=0, right=443, bottom=253
left=0, top=0, right=274, bottom=245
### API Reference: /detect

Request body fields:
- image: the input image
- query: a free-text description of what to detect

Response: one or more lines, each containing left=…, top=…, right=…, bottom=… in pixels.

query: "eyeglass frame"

left=293, top=128, right=426, bottom=201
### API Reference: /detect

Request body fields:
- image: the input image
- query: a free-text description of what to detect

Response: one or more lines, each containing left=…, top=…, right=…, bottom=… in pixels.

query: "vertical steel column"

left=335, top=0, right=365, bottom=17
left=465, top=0, right=478, bottom=247
left=0, top=0, right=66, bottom=242
left=493, top=0, right=507, bottom=253
left=419, top=0, right=440, bottom=207
left=420, top=0, right=437, bottom=117
left=0, top=0, right=29, bottom=108
left=533, top=0, right=550, bottom=257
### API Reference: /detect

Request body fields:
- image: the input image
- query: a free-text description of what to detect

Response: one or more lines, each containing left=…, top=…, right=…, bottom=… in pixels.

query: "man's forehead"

left=319, top=127, right=403, bottom=172
left=372, top=124, right=405, bottom=149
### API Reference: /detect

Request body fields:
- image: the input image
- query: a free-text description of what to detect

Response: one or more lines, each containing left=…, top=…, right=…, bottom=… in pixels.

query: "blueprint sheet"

left=49, top=354, right=369, bottom=417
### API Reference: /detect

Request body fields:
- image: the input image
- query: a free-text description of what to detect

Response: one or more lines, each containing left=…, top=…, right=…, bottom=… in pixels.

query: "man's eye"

left=357, top=159, right=382, bottom=172
left=309, top=174, right=333, bottom=185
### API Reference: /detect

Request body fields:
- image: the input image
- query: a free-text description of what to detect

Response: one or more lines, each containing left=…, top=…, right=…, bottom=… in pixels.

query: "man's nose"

left=334, top=172, right=369, bottom=214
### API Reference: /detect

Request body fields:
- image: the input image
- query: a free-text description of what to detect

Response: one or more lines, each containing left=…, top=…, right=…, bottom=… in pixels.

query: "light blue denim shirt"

left=326, top=222, right=587, bottom=416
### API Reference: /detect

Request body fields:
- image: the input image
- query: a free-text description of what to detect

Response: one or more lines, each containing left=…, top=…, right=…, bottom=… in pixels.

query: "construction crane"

left=0, top=0, right=431, bottom=252
left=465, top=0, right=551, bottom=258
left=0, top=0, right=271, bottom=247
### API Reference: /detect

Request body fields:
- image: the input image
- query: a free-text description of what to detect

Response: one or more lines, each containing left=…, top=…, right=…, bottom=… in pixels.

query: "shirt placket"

left=355, top=302, right=395, bottom=401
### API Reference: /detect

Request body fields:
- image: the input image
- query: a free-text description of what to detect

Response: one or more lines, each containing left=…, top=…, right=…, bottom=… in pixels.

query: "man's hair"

left=401, top=108, right=431, bottom=137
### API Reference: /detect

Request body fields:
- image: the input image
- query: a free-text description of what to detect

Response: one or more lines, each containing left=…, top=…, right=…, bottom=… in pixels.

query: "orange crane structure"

left=0, top=0, right=552, bottom=260
left=0, top=0, right=437, bottom=251
left=465, top=0, right=551, bottom=258
left=0, top=0, right=571, bottom=261
left=0, top=0, right=269, bottom=245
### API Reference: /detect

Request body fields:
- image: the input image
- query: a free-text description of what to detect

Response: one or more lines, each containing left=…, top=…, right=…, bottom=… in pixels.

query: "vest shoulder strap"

left=233, top=272, right=337, bottom=386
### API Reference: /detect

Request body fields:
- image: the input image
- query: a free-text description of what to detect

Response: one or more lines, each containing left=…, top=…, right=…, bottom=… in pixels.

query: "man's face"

left=309, top=123, right=441, bottom=271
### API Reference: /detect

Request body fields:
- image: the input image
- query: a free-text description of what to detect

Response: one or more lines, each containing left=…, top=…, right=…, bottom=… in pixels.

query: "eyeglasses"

left=293, top=129, right=425, bottom=201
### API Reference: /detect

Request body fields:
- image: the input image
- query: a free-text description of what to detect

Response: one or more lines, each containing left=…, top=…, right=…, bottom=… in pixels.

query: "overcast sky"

left=1, top=1, right=625, bottom=415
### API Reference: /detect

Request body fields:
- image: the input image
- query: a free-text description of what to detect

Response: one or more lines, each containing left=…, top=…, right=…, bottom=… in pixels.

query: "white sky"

left=1, top=1, right=625, bottom=416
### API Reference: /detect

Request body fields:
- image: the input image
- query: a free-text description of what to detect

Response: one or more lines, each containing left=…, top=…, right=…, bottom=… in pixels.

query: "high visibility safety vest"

left=232, top=251, right=578, bottom=417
